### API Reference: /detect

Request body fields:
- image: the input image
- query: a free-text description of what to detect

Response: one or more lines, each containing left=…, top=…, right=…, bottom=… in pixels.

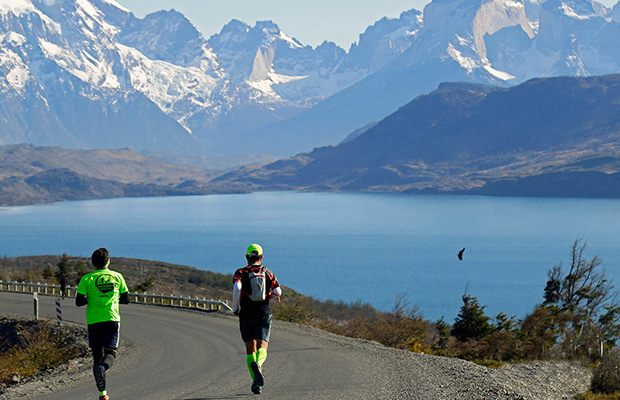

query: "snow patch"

left=74, top=0, right=119, bottom=36
left=0, top=0, right=35, bottom=15
left=38, top=39, right=120, bottom=88
left=76, top=0, right=103, bottom=21
left=0, top=32, right=27, bottom=47
left=38, top=39, right=67, bottom=60
left=101, top=0, right=130, bottom=13
left=447, top=43, right=477, bottom=73
left=269, top=72, right=307, bottom=85
left=0, top=46, right=30, bottom=91
left=387, top=25, right=420, bottom=41
left=6, top=65, right=29, bottom=90
left=483, top=64, right=516, bottom=80
left=247, top=72, right=308, bottom=101
left=278, top=31, right=303, bottom=49
left=560, top=3, right=591, bottom=19
left=503, top=0, right=525, bottom=10
left=117, top=43, right=220, bottom=128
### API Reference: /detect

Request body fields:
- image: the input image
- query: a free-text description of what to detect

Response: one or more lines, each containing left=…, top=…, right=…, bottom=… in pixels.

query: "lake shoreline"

left=1, top=192, right=619, bottom=320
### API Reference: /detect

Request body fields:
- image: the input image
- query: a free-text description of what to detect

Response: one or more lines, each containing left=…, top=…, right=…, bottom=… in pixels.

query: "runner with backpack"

left=232, top=244, right=282, bottom=395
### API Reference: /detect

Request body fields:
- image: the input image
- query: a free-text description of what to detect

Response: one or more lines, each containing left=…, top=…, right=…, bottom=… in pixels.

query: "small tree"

left=132, top=276, right=155, bottom=293
left=434, top=317, right=450, bottom=351
left=518, top=305, right=558, bottom=359
left=543, top=240, right=620, bottom=359
left=494, top=312, right=517, bottom=332
left=41, top=265, right=54, bottom=280
left=55, top=253, right=72, bottom=282
left=452, top=294, right=494, bottom=342
left=74, top=260, right=87, bottom=282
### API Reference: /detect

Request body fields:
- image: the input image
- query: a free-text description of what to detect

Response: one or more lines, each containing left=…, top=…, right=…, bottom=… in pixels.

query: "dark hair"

left=92, top=248, right=110, bottom=269
left=246, top=254, right=262, bottom=264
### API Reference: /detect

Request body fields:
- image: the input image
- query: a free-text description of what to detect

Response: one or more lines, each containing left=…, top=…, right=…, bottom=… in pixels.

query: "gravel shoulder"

left=1, top=294, right=591, bottom=400
left=271, top=319, right=592, bottom=400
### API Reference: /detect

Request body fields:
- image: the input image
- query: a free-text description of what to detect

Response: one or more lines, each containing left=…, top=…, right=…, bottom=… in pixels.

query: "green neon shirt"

left=77, top=268, right=128, bottom=325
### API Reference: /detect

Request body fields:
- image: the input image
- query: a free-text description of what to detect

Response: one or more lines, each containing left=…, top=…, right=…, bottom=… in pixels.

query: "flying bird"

left=458, top=248, right=465, bottom=261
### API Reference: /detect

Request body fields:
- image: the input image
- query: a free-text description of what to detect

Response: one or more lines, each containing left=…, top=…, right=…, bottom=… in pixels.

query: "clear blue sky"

left=116, top=0, right=619, bottom=49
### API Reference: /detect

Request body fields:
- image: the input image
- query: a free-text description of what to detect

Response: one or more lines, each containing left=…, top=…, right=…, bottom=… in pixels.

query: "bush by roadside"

left=589, top=348, right=620, bottom=396
left=0, top=315, right=88, bottom=392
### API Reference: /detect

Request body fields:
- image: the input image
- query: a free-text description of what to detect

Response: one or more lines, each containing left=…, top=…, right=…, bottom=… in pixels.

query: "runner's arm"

left=75, top=293, right=87, bottom=307
left=119, top=291, right=130, bottom=304
left=232, top=281, right=242, bottom=313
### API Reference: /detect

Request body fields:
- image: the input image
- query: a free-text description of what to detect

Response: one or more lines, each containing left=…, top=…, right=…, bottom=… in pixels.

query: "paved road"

left=0, top=292, right=380, bottom=400
left=1, top=292, right=592, bottom=400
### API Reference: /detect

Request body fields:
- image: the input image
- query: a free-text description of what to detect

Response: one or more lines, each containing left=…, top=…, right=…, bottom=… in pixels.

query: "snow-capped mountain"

left=2, top=0, right=620, bottom=157
left=243, top=0, right=620, bottom=157
left=0, top=0, right=212, bottom=152
left=0, top=0, right=422, bottom=154
left=207, top=13, right=422, bottom=108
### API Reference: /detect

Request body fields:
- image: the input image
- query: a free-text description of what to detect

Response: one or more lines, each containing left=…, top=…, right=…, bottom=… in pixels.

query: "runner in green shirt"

left=76, top=248, right=129, bottom=400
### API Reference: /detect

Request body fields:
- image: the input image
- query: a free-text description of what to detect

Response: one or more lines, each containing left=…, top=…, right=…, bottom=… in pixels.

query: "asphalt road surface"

left=1, top=292, right=592, bottom=400
left=0, top=292, right=386, bottom=400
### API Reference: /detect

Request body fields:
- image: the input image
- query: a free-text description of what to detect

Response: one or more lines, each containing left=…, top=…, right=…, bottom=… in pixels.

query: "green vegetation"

left=590, top=349, right=620, bottom=396
left=0, top=318, right=88, bottom=385
left=1, top=239, right=619, bottom=396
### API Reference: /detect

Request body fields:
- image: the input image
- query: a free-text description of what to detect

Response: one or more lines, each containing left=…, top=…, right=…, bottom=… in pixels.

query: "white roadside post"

left=33, top=292, right=39, bottom=320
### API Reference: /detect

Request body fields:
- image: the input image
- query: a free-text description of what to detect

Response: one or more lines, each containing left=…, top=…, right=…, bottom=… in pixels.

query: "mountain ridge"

left=0, top=0, right=422, bottom=155
left=241, top=0, right=620, bottom=157
left=211, top=74, right=620, bottom=198
left=0, top=144, right=246, bottom=206
left=2, top=0, right=620, bottom=158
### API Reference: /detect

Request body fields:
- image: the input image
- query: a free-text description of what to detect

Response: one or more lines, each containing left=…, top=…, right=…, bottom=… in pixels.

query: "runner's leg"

left=102, top=348, right=117, bottom=370
left=244, top=341, right=257, bottom=380
left=92, top=348, right=107, bottom=394
left=256, top=340, right=268, bottom=367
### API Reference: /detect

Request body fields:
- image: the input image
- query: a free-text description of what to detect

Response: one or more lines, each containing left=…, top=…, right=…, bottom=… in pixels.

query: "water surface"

left=1, top=192, right=619, bottom=321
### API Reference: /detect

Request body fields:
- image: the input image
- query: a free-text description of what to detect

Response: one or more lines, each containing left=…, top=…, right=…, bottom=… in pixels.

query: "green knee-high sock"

left=256, top=348, right=267, bottom=368
left=246, top=353, right=257, bottom=380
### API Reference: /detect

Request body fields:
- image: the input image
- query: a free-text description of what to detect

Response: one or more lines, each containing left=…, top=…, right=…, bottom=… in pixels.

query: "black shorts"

left=87, top=321, right=120, bottom=349
left=239, top=315, right=272, bottom=343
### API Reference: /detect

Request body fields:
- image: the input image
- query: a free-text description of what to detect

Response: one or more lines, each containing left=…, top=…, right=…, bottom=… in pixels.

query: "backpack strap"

left=240, top=265, right=268, bottom=299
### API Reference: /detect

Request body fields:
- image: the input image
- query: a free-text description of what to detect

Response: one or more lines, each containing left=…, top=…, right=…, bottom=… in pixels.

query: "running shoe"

left=94, top=365, right=106, bottom=392
left=99, top=395, right=109, bottom=400
left=250, top=361, right=264, bottom=387
left=251, top=383, right=262, bottom=395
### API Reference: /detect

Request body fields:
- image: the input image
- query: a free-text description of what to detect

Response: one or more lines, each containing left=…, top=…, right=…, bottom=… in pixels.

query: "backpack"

left=247, top=266, right=268, bottom=302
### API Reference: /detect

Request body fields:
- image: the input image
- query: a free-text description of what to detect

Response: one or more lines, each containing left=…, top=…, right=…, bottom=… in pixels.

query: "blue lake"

left=1, top=192, right=620, bottom=322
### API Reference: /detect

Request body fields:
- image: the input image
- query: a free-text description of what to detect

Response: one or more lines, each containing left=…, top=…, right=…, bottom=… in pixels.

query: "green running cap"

left=247, top=244, right=263, bottom=257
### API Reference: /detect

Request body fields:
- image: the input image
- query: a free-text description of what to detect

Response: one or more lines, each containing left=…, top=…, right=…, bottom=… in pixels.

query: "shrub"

left=592, top=349, right=620, bottom=394
left=452, top=294, right=494, bottom=342
left=477, top=331, right=518, bottom=361
left=519, top=305, right=558, bottom=360
left=273, top=298, right=316, bottom=324
left=132, top=275, right=155, bottom=293
left=0, top=320, right=88, bottom=381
